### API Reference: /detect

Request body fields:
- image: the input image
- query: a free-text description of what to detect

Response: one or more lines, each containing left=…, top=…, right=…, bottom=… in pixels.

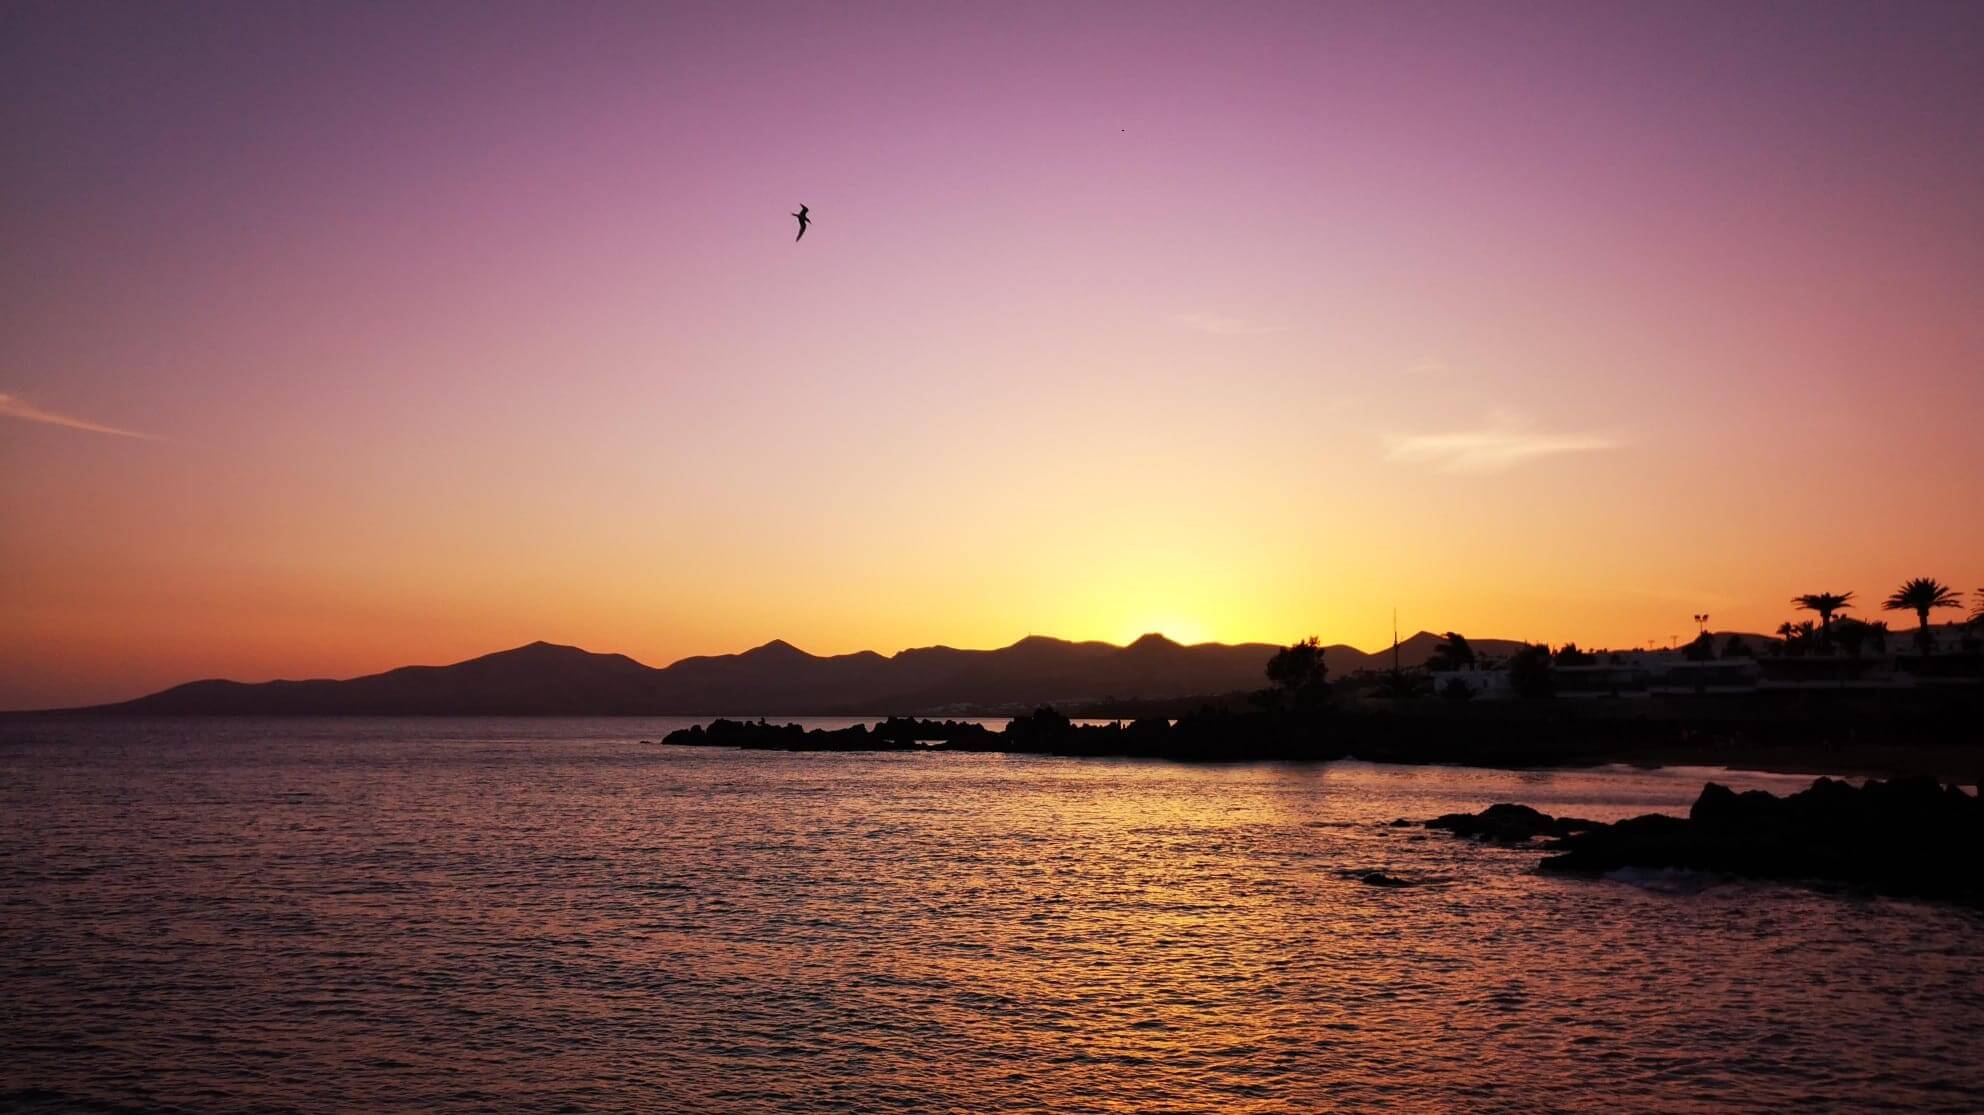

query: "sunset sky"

left=4, top=1, right=1981, bottom=708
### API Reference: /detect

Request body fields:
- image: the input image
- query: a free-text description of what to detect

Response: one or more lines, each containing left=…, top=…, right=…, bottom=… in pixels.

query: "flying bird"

left=792, top=204, right=810, bottom=241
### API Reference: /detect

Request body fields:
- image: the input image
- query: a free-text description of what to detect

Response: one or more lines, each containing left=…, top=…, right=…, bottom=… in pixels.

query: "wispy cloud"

left=0, top=392, right=158, bottom=440
left=1176, top=313, right=1284, bottom=337
left=1386, top=425, right=1620, bottom=473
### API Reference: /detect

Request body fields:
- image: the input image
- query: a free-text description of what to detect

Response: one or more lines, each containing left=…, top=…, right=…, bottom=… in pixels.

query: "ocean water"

left=2, top=718, right=1980, bottom=1114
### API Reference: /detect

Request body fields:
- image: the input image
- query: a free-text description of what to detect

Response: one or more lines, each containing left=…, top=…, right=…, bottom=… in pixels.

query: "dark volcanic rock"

left=868, top=716, right=999, bottom=746
left=656, top=707, right=1352, bottom=763
left=1425, top=803, right=1603, bottom=843
left=1530, top=777, right=1984, bottom=904
left=661, top=719, right=917, bottom=752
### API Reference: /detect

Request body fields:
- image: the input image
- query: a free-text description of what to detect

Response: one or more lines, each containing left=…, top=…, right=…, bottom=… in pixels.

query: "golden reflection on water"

left=3, top=723, right=1979, bottom=1113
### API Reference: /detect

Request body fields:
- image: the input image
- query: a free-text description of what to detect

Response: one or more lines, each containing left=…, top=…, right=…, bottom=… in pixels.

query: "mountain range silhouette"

left=78, top=632, right=1535, bottom=716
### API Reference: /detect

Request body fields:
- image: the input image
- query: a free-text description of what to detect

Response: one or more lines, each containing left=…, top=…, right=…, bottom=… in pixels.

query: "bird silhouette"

left=792, top=204, right=810, bottom=242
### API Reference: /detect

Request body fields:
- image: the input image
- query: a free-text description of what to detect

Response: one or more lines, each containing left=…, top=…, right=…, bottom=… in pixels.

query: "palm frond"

left=1791, top=591, right=1854, bottom=613
left=1882, top=577, right=1962, bottom=612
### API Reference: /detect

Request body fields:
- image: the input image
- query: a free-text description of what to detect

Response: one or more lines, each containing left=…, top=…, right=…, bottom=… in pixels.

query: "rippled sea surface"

left=3, top=718, right=1981, bottom=1113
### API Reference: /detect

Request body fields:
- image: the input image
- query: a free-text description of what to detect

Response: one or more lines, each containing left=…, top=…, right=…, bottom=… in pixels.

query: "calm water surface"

left=3, top=718, right=1981, bottom=1113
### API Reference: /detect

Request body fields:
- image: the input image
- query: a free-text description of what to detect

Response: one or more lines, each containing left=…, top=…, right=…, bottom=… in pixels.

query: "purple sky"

left=3, top=1, right=1981, bottom=707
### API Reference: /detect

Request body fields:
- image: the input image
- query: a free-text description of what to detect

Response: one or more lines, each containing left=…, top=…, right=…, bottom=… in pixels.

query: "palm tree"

left=1832, top=617, right=1870, bottom=658
left=1791, top=591, right=1854, bottom=647
left=1972, top=588, right=1984, bottom=628
left=1882, top=577, right=1963, bottom=654
left=1775, top=620, right=1817, bottom=657
left=1866, top=620, right=1889, bottom=655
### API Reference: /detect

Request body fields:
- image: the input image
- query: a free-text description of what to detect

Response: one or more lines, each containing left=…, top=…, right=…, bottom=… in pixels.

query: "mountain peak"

left=460, top=641, right=652, bottom=673
left=485, top=640, right=590, bottom=660
left=1127, top=632, right=1181, bottom=650
left=740, top=638, right=811, bottom=660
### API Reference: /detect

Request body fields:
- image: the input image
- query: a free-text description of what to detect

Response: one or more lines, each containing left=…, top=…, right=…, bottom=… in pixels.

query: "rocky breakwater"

left=659, top=718, right=914, bottom=751
left=657, top=717, right=1000, bottom=752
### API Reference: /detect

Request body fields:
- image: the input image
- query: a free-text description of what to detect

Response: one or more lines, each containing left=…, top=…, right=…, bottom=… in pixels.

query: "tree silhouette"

left=1832, top=617, right=1872, bottom=659
left=1775, top=620, right=1818, bottom=657
left=1882, top=577, right=1963, bottom=653
left=1507, top=644, right=1553, bottom=698
left=1265, top=637, right=1328, bottom=704
left=1972, top=588, right=1984, bottom=628
left=1791, top=591, right=1854, bottom=648
left=1427, top=632, right=1475, bottom=672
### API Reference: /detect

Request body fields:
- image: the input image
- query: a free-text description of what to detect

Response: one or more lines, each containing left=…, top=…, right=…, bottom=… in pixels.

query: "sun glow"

left=1121, top=617, right=1213, bottom=646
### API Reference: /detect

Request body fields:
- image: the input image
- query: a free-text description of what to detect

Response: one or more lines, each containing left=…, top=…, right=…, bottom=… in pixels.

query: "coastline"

left=655, top=700, right=1984, bottom=787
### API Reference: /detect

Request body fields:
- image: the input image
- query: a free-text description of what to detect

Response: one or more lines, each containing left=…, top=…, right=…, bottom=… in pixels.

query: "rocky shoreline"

left=659, top=717, right=1984, bottom=904
left=1424, top=777, right=1984, bottom=905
